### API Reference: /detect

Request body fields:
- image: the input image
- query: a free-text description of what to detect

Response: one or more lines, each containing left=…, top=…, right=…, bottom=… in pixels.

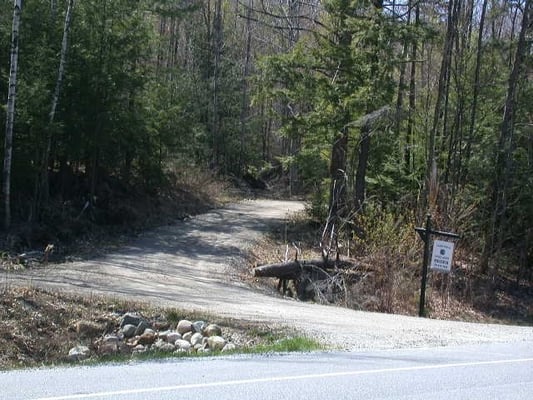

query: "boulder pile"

left=67, top=312, right=236, bottom=362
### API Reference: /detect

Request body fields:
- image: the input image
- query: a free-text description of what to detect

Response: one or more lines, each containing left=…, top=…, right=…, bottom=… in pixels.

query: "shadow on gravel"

left=4, top=201, right=303, bottom=309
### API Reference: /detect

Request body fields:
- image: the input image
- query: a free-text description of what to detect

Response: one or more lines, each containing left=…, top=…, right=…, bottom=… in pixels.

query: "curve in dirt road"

left=4, top=199, right=533, bottom=350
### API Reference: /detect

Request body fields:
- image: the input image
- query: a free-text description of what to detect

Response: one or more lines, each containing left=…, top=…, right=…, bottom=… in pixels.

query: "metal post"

left=419, top=214, right=431, bottom=317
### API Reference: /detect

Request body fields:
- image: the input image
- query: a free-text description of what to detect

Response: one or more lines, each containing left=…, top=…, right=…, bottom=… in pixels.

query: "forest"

left=1, top=0, right=532, bottom=309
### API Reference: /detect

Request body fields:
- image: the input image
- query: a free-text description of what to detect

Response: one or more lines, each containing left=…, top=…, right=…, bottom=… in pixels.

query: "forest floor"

left=1, top=184, right=532, bottom=369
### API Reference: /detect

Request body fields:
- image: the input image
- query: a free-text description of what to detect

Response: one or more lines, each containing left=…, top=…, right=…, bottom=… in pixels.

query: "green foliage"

left=0, top=0, right=531, bottom=282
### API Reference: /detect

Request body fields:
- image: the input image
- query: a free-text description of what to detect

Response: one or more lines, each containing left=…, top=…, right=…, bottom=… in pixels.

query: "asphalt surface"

left=2, top=341, right=532, bottom=400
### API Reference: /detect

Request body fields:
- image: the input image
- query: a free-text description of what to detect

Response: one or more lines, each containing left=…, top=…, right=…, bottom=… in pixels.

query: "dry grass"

left=0, top=285, right=290, bottom=370
left=247, top=207, right=533, bottom=325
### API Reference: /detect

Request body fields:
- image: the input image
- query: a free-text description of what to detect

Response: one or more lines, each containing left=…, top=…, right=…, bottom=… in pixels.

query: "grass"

left=248, top=337, right=323, bottom=354
left=0, top=286, right=325, bottom=370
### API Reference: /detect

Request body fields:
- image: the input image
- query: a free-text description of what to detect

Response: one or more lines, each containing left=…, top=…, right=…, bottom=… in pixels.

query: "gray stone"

left=120, top=313, right=145, bottom=328
left=135, top=320, right=150, bottom=336
left=192, top=321, right=207, bottom=333
left=153, top=339, right=175, bottom=353
left=177, top=320, right=192, bottom=335
left=222, top=343, right=236, bottom=353
left=68, top=345, right=90, bottom=361
left=158, top=330, right=169, bottom=341
left=132, top=344, right=146, bottom=355
left=166, top=332, right=181, bottom=343
left=204, top=324, right=222, bottom=337
left=122, top=324, right=136, bottom=338
left=98, top=342, right=118, bottom=356
left=207, top=336, right=226, bottom=351
left=182, top=331, right=193, bottom=343
left=175, top=339, right=192, bottom=351
left=193, top=343, right=203, bottom=352
left=102, top=334, right=120, bottom=344
left=190, top=332, right=203, bottom=346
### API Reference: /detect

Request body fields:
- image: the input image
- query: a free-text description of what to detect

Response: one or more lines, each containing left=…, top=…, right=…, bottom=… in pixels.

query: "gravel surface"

left=4, top=199, right=533, bottom=350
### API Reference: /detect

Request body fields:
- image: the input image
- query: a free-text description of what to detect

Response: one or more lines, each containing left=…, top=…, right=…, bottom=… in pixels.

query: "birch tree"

left=36, top=0, right=75, bottom=212
left=3, top=0, right=22, bottom=229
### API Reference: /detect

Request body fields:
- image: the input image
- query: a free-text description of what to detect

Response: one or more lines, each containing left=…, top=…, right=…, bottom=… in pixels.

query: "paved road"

left=4, top=199, right=533, bottom=350
left=2, top=342, right=532, bottom=400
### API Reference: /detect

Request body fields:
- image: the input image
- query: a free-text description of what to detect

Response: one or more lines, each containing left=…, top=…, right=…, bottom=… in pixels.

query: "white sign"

left=430, top=240, right=455, bottom=272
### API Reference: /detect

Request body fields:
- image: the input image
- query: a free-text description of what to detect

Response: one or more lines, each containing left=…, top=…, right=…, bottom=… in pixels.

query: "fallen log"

left=253, top=259, right=352, bottom=280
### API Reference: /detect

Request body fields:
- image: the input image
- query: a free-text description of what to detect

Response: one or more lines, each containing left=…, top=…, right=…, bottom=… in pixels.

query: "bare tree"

left=3, top=0, right=23, bottom=229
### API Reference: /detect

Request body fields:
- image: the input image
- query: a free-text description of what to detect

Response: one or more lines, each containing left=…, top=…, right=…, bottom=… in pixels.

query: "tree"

left=482, top=0, right=532, bottom=273
left=34, top=0, right=75, bottom=216
left=3, top=0, right=22, bottom=229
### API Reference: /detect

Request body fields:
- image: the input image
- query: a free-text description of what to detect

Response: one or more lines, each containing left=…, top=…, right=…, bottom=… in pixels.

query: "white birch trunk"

left=39, top=0, right=75, bottom=207
left=3, top=0, right=23, bottom=229
left=49, top=0, right=75, bottom=126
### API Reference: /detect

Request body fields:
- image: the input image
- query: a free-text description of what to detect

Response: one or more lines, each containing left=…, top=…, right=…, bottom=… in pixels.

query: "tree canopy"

left=1, top=0, right=532, bottom=283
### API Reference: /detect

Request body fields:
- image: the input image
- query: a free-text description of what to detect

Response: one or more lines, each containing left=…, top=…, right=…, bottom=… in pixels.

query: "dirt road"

left=4, top=199, right=532, bottom=349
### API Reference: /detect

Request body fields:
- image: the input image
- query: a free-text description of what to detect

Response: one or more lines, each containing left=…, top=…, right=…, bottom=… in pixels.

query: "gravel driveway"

left=5, top=199, right=533, bottom=349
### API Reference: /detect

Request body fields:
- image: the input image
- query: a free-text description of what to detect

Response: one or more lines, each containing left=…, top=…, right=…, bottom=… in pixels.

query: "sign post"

left=430, top=240, right=455, bottom=272
left=415, top=215, right=459, bottom=317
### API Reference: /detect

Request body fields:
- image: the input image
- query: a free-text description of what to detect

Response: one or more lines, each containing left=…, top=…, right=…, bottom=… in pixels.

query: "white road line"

left=32, top=357, right=533, bottom=400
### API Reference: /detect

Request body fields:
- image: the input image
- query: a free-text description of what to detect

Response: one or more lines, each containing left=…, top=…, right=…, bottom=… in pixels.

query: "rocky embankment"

left=68, top=312, right=236, bottom=362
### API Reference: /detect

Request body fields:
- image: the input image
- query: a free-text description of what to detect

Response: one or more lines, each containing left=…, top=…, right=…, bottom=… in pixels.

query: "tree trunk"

left=405, top=4, right=419, bottom=173
left=211, top=0, right=223, bottom=169
left=354, top=124, right=370, bottom=211
left=426, top=0, right=458, bottom=213
left=481, top=0, right=531, bottom=273
left=463, top=0, right=488, bottom=183
left=238, top=0, right=253, bottom=174
left=3, top=0, right=23, bottom=229
left=329, top=127, right=348, bottom=222
left=39, top=0, right=75, bottom=209
left=395, top=3, right=411, bottom=167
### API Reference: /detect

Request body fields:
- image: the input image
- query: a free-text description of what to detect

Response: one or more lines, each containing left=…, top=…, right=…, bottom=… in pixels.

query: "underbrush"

left=251, top=205, right=533, bottom=325
left=1, top=166, right=231, bottom=260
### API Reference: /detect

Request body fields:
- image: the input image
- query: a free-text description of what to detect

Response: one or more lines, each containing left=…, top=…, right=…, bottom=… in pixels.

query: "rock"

left=177, top=320, right=192, bottom=335
left=190, top=332, right=203, bottom=346
left=120, top=313, right=145, bottom=328
left=166, top=332, right=182, bottom=343
left=222, top=343, right=236, bottom=353
left=122, top=324, right=136, bottom=338
left=102, top=334, right=120, bottom=344
left=152, top=318, right=170, bottom=331
left=159, top=342, right=176, bottom=352
left=153, top=339, right=175, bottom=353
left=138, top=330, right=156, bottom=345
left=98, top=342, right=118, bottom=356
left=175, top=339, right=192, bottom=351
left=204, top=324, right=222, bottom=337
left=68, top=345, right=90, bottom=361
left=207, top=336, right=226, bottom=351
left=193, top=343, right=203, bottom=352
left=75, top=320, right=105, bottom=338
left=135, top=321, right=150, bottom=336
left=182, top=332, right=193, bottom=343
left=132, top=344, right=146, bottom=355
left=192, top=321, right=207, bottom=333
